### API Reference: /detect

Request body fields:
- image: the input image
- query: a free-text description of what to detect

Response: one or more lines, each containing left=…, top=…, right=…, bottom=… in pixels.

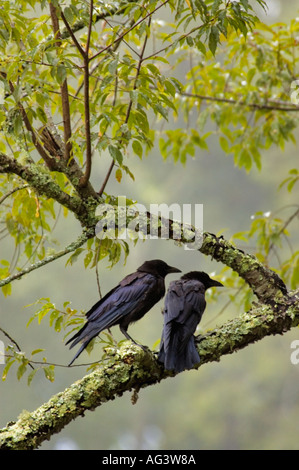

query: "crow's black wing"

left=66, top=272, right=159, bottom=351
left=164, top=280, right=206, bottom=337
left=159, top=279, right=206, bottom=372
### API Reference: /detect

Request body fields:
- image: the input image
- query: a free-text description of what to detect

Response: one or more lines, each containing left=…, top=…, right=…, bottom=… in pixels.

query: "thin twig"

left=0, top=230, right=93, bottom=288
left=85, top=0, right=93, bottom=55
left=0, top=71, right=56, bottom=169
left=95, top=242, right=103, bottom=299
left=0, top=328, right=34, bottom=370
left=268, top=207, right=299, bottom=255
left=79, top=1, right=94, bottom=187
left=49, top=2, right=73, bottom=163
left=60, top=2, right=93, bottom=187
left=90, top=0, right=170, bottom=62
left=98, top=17, right=152, bottom=196
left=181, top=91, right=299, bottom=112
left=60, top=10, right=85, bottom=57
left=0, top=185, right=29, bottom=205
left=98, top=160, right=115, bottom=196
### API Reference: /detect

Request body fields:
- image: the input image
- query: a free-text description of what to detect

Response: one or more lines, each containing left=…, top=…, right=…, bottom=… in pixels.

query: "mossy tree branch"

left=0, top=152, right=99, bottom=228
left=1, top=289, right=298, bottom=450
left=199, top=233, right=288, bottom=304
left=0, top=196, right=288, bottom=304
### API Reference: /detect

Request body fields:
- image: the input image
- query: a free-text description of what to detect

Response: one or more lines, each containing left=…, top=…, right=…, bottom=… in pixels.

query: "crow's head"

left=138, top=259, right=181, bottom=278
left=181, top=271, right=223, bottom=289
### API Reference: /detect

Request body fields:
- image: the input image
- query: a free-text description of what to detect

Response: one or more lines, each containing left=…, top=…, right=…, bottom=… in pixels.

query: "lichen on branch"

left=1, top=291, right=298, bottom=450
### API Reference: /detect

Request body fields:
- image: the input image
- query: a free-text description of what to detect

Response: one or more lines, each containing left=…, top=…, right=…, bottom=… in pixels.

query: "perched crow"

left=158, top=271, right=223, bottom=373
left=66, top=259, right=181, bottom=366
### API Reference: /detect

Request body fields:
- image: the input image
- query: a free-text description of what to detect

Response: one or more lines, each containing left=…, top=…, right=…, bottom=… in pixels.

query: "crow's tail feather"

left=158, top=328, right=200, bottom=373
left=66, top=323, right=99, bottom=366
left=67, top=339, right=92, bottom=366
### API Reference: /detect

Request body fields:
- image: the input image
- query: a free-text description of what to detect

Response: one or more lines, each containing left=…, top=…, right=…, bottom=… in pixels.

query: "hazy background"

left=1, top=0, right=299, bottom=450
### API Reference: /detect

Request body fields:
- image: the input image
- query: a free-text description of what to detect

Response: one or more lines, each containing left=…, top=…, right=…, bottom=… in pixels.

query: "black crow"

left=158, top=271, right=223, bottom=373
left=66, top=259, right=181, bottom=366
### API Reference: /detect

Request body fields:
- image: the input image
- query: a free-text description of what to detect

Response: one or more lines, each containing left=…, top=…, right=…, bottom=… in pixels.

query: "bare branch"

left=90, top=0, right=170, bottom=62
left=49, top=2, right=73, bottom=163
left=98, top=16, right=152, bottom=195
left=181, top=91, right=299, bottom=112
left=0, top=72, right=57, bottom=169
left=0, top=229, right=93, bottom=288
left=78, top=1, right=94, bottom=188
left=0, top=328, right=35, bottom=370
left=59, top=2, right=94, bottom=188
left=98, top=159, right=115, bottom=196
left=0, top=185, right=29, bottom=205
left=60, top=10, right=85, bottom=58
left=0, top=152, right=86, bottom=220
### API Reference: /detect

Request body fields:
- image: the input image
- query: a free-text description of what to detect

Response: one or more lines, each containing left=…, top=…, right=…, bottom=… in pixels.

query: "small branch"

left=98, top=16, right=151, bottom=196
left=49, top=3, right=73, bottom=163
left=60, top=10, right=85, bottom=58
left=0, top=152, right=87, bottom=222
left=268, top=207, right=299, bottom=255
left=85, top=0, right=93, bottom=55
left=98, top=160, right=115, bottom=196
left=79, top=58, right=92, bottom=188
left=90, top=0, right=170, bottom=62
left=181, top=91, right=299, bottom=112
left=79, top=0, right=93, bottom=188
left=60, top=2, right=94, bottom=188
left=95, top=242, right=103, bottom=299
left=0, top=328, right=35, bottom=370
left=0, top=229, right=93, bottom=288
left=0, top=184, right=29, bottom=205
left=0, top=327, right=22, bottom=354
left=0, top=72, right=56, bottom=170
left=60, top=0, right=137, bottom=39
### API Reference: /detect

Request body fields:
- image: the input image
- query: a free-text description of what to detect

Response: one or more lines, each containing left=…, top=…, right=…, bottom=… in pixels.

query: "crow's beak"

left=167, top=265, right=182, bottom=274
left=211, top=280, right=223, bottom=287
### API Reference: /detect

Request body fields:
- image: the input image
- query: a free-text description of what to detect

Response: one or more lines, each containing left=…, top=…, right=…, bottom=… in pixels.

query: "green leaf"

left=43, top=365, right=55, bottom=382
left=31, top=349, right=45, bottom=356
left=63, top=6, right=74, bottom=23
left=27, top=369, right=38, bottom=386
left=196, top=40, right=206, bottom=55
left=132, top=140, right=143, bottom=159
left=84, top=250, right=93, bottom=269
left=219, top=136, right=230, bottom=153
left=55, top=64, right=67, bottom=84
left=2, top=282, right=11, bottom=297
left=108, top=57, right=119, bottom=75
left=115, top=168, right=122, bottom=182
left=17, top=362, right=27, bottom=380
left=65, top=248, right=84, bottom=266
left=108, top=145, right=123, bottom=165
left=146, top=63, right=161, bottom=76
left=208, top=25, right=219, bottom=55
left=2, top=359, right=15, bottom=382
left=238, top=148, right=252, bottom=171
